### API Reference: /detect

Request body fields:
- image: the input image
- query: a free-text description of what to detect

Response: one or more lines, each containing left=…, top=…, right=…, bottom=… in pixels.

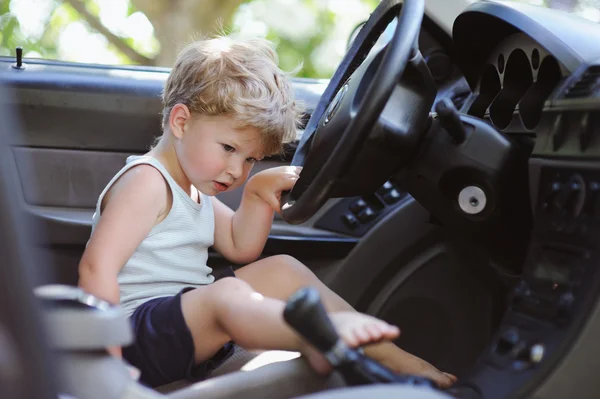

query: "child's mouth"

left=213, top=181, right=229, bottom=192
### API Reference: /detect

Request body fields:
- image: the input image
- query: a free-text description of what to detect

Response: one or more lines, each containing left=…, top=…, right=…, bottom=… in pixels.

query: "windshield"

left=0, top=0, right=598, bottom=79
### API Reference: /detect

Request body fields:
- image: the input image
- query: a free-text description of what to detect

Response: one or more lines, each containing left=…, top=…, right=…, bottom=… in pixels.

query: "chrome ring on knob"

left=34, top=284, right=112, bottom=311
left=458, top=186, right=487, bottom=215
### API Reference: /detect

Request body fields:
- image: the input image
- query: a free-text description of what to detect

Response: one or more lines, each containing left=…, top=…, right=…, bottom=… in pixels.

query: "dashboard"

left=319, top=2, right=600, bottom=399
left=441, top=2, right=600, bottom=399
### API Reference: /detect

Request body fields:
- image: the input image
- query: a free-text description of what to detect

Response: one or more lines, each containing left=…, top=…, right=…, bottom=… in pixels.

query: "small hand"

left=246, top=166, right=302, bottom=213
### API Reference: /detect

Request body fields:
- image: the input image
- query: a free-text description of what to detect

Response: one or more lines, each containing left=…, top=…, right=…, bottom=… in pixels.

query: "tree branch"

left=130, top=0, right=246, bottom=66
left=63, top=0, right=154, bottom=65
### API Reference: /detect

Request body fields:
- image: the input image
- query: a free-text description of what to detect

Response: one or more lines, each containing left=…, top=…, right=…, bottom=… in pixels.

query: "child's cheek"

left=243, top=165, right=254, bottom=181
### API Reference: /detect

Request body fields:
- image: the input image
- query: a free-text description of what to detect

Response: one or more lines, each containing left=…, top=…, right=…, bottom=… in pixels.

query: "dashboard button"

left=357, top=207, right=376, bottom=223
left=529, top=344, right=545, bottom=364
left=496, top=328, right=520, bottom=356
left=349, top=199, right=367, bottom=214
left=377, top=181, right=394, bottom=196
left=341, top=213, right=359, bottom=229
left=383, top=189, right=402, bottom=204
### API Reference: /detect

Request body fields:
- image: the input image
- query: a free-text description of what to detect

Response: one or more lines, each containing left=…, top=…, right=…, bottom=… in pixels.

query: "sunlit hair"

left=161, top=35, right=303, bottom=156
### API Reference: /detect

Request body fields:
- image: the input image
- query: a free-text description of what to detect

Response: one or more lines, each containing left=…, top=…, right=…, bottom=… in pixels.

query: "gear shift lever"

left=283, top=285, right=340, bottom=353
left=284, top=287, right=437, bottom=388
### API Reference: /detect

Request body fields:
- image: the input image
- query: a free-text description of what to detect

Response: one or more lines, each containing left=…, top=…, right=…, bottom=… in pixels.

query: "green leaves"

left=1, top=0, right=377, bottom=77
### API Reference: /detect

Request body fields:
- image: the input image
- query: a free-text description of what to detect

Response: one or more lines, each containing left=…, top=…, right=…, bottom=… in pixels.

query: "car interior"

left=1, top=0, right=600, bottom=397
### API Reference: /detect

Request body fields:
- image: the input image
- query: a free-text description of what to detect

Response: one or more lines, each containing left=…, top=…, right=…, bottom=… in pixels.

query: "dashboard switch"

left=377, top=181, right=394, bottom=196
left=349, top=199, right=367, bottom=214
left=383, top=189, right=402, bottom=204
left=357, top=207, right=376, bottom=223
left=496, top=328, right=520, bottom=356
left=529, top=344, right=545, bottom=364
left=341, top=213, right=359, bottom=229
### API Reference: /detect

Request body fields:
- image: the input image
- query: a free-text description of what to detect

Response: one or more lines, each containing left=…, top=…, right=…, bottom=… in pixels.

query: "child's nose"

left=227, top=160, right=243, bottom=179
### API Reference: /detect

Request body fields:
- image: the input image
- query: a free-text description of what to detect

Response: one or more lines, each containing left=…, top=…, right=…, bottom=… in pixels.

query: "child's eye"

left=222, top=144, right=235, bottom=153
left=246, top=157, right=257, bottom=164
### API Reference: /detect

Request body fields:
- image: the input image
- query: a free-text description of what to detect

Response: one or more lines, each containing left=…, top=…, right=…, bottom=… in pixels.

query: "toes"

left=340, top=331, right=358, bottom=347
left=353, top=327, right=370, bottom=344
left=365, top=324, right=383, bottom=341
left=382, top=324, right=400, bottom=340
left=444, top=372, right=458, bottom=383
left=357, top=323, right=399, bottom=345
left=373, top=320, right=400, bottom=340
left=331, top=312, right=401, bottom=350
left=430, top=371, right=456, bottom=388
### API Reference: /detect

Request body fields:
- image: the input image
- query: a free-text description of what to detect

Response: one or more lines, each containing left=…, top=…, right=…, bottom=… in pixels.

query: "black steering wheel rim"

left=281, top=0, right=426, bottom=224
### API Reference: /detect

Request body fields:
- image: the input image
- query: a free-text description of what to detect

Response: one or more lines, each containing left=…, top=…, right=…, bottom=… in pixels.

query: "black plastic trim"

left=25, top=206, right=357, bottom=259
left=453, top=1, right=600, bottom=90
left=262, top=235, right=357, bottom=259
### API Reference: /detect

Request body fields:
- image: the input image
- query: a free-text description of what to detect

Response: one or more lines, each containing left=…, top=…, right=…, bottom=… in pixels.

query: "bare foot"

left=301, top=311, right=400, bottom=374
left=364, top=342, right=457, bottom=388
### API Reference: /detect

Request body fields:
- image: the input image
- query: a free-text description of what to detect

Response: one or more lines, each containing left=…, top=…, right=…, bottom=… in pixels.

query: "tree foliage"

left=0, top=0, right=379, bottom=77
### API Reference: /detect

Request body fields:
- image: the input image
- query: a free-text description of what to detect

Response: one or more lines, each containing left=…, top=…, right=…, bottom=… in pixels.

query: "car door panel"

left=1, top=62, right=357, bottom=286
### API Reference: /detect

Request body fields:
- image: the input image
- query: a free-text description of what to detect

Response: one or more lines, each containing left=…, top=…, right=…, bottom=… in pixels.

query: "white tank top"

left=91, top=155, right=215, bottom=317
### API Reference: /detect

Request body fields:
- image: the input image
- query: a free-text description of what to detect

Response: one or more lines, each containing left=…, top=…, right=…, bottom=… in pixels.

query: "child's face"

left=175, top=114, right=263, bottom=196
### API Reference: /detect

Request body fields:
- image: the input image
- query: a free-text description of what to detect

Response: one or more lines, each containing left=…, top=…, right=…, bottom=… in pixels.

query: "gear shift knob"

left=283, top=287, right=339, bottom=353
left=283, top=287, right=439, bottom=388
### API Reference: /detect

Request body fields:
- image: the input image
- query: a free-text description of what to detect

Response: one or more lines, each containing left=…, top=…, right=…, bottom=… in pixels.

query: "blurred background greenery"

left=0, top=0, right=598, bottom=79
left=0, top=0, right=380, bottom=78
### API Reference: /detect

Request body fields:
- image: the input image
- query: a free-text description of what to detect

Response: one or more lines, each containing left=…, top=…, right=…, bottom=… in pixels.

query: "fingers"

left=283, top=165, right=302, bottom=175
left=251, top=166, right=302, bottom=212
left=273, top=167, right=301, bottom=194
left=263, top=192, right=281, bottom=213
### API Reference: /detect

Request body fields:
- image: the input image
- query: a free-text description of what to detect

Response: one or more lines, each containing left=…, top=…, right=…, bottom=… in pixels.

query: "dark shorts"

left=122, top=267, right=237, bottom=388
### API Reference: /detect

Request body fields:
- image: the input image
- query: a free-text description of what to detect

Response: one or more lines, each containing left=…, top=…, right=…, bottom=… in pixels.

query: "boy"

left=78, top=36, right=455, bottom=388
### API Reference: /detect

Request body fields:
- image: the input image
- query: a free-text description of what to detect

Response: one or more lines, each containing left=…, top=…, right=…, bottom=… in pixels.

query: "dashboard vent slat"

left=564, top=65, right=600, bottom=98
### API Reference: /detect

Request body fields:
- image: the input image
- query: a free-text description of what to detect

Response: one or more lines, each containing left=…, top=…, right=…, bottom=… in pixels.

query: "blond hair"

left=161, top=36, right=302, bottom=156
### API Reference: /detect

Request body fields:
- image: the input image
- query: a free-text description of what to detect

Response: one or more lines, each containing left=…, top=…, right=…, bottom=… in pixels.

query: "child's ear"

left=169, top=104, right=191, bottom=139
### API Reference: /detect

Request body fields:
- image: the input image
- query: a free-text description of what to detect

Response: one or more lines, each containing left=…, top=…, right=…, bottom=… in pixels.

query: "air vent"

left=564, top=65, right=600, bottom=98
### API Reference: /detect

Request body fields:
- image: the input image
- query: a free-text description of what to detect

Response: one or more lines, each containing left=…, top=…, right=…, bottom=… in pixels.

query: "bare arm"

left=78, top=165, right=170, bottom=354
left=212, top=190, right=272, bottom=264
left=212, top=166, right=300, bottom=264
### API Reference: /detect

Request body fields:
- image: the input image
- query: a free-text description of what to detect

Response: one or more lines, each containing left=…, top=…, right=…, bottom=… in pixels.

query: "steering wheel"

left=281, top=0, right=430, bottom=224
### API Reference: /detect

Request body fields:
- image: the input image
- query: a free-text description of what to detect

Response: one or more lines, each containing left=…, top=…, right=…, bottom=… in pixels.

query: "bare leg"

left=235, top=255, right=456, bottom=387
left=180, top=277, right=400, bottom=374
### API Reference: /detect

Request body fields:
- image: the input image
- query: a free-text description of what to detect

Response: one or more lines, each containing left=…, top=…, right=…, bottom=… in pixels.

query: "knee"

left=212, top=277, right=253, bottom=297
left=187, top=277, right=253, bottom=311
left=209, top=277, right=263, bottom=323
